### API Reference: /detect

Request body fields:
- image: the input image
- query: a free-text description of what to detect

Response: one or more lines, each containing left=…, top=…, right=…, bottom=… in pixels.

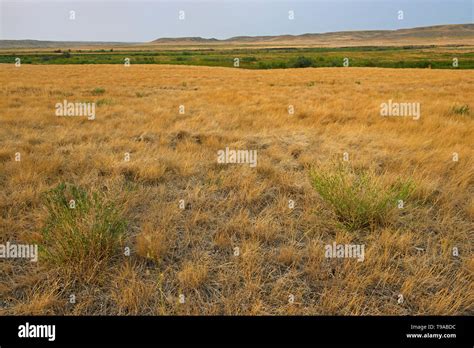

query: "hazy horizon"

left=1, top=0, right=472, bottom=42
left=2, top=22, right=473, bottom=43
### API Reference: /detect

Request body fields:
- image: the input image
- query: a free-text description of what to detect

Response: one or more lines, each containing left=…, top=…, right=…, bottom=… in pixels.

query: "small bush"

left=91, top=87, right=106, bottom=96
left=291, top=56, right=314, bottom=68
left=40, top=183, right=126, bottom=269
left=310, top=163, right=415, bottom=231
left=451, top=104, right=470, bottom=116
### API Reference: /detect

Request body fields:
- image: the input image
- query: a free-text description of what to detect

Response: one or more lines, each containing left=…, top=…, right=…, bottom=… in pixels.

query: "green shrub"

left=451, top=104, right=470, bottom=116
left=91, top=87, right=105, bottom=96
left=310, top=163, right=415, bottom=231
left=291, top=56, right=314, bottom=68
left=40, top=183, right=126, bottom=267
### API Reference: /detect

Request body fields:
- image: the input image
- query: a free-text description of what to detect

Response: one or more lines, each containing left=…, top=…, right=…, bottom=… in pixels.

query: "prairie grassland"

left=0, top=64, right=473, bottom=315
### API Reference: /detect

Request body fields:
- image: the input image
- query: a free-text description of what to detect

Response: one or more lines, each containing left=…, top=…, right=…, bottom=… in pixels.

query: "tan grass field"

left=0, top=64, right=473, bottom=315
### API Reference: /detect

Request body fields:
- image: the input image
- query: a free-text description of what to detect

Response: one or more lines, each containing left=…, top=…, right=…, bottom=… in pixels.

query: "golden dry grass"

left=0, top=64, right=473, bottom=315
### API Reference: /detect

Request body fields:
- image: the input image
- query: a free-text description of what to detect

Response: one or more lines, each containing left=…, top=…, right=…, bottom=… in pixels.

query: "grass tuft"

left=40, top=183, right=126, bottom=270
left=91, top=87, right=106, bottom=96
left=310, top=163, right=415, bottom=231
left=451, top=104, right=470, bottom=116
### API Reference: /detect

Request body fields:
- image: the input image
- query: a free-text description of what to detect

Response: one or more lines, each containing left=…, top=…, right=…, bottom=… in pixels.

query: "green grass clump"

left=40, top=183, right=126, bottom=268
left=310, top=163, right=415, bottom=231
left=451, top=104, right=470, bottom=116
left=91, top=87, right=106, bottom=96
left=291, top=56, right=314, bottom=68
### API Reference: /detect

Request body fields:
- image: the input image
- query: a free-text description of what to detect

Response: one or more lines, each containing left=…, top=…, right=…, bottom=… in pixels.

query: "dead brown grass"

left=0, top=64, right=472, bottom=315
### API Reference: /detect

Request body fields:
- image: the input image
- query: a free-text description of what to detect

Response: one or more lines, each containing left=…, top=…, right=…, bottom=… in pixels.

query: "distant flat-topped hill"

left=149, top=24, right=474, bottom=47
left=152, top=37, right=220, bottom=44
left=1, top=24, right=473, bottom=49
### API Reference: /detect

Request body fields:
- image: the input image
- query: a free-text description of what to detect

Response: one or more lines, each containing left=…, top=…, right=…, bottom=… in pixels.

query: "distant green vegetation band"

left=1, top=46, right=473, bottom=69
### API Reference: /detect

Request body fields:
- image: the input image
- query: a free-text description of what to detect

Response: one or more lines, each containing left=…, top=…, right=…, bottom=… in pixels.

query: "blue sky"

left=1, top=0, right=472, bottom=41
